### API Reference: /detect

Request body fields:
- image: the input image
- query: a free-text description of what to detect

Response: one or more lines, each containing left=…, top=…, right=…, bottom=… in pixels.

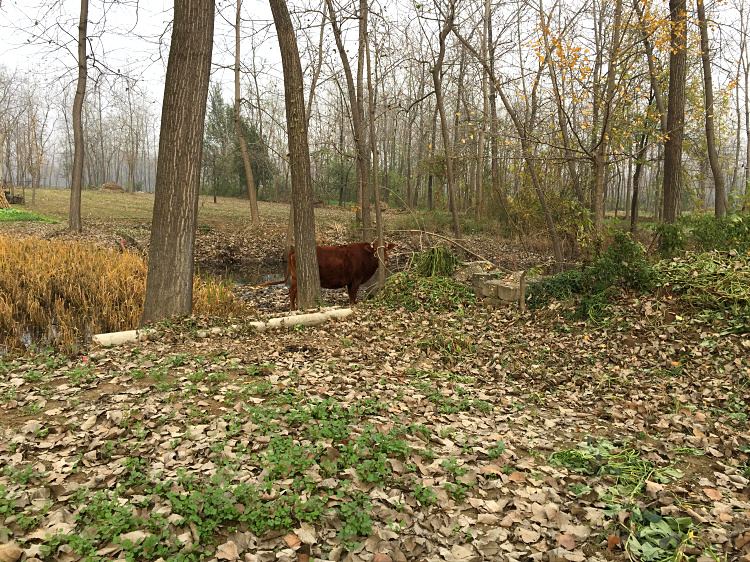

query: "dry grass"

left=24, top=188, right=354, bottom=229
left=0, top=236, right=247, bottom=352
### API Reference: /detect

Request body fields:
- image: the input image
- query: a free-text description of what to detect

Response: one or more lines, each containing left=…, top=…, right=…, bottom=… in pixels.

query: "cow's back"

left=317, top=243, right=378, bottom=289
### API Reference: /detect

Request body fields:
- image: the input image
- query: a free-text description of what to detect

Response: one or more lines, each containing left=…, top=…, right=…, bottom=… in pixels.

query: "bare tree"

left=234, top=0, right=260, bottom=224
left=430, top=0, right=461, bottom=238
left=69, top=0, right=88, bottom=233
left=270, top=0, right=321, bottom=309
left=141, top=0, right=215, bottom=324
left=696, top=0, right=726, bottom=216
left=662, top=0, right=688, bottom=223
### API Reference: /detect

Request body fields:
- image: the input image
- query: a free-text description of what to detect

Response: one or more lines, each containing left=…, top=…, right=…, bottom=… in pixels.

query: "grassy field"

left=17, top=188, right=354, bottom=230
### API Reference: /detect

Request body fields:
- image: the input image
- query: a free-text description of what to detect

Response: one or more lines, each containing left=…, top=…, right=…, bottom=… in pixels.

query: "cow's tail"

left=255, top=249, right=293, bottom=288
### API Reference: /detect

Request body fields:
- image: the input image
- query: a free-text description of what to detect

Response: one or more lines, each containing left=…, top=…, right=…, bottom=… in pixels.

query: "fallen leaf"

left=556, top=534, right=575, bottom=550
left=373, top=555, right=392, bottom=562
left=518, top=528, right=540, bottom=543
left=607, top=534, right=621, bottom=551
left=215, top=540, right=239, bottom=561
left=284, top=533, right=301, bottom=548
left=703, top=488, right=723, bottom=501
left=0, top=544, right=23, bottom=562
left=508, top=471, right=526, bottom=483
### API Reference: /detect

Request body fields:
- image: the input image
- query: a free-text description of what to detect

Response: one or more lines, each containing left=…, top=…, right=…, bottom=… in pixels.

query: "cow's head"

left=370, top=241, right=396, bottom=265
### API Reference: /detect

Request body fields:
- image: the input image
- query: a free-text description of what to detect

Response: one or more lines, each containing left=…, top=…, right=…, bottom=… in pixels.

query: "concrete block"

left=486, top=279, right=521, bottom=302
left=472, top=272, right=495, bottom=288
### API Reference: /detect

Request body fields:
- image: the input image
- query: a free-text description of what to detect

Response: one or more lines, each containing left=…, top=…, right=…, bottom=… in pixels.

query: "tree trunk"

left=366, top=28, right=386, bottom=289
left=327, top=0, right=371, bottom=241
left=140, top=0, right=214, bottom=324
left=235, top=0, right=260, bottom=223
left=69, top=0, right=87, bottom=233
left=630, top=131, right=649, bottom=233
left=696, top=0, right=726, bottom=216
left=662, top=0, right=688, bottom=223
left=432, top=5, right=461, bottom=239
left=270, top=0, right=321, bottom=309
left=593, top=0, right=622, bottom=233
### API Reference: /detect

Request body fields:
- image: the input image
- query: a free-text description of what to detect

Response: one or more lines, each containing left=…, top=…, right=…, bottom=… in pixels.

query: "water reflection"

left=196, top=261, right=288, bottom=286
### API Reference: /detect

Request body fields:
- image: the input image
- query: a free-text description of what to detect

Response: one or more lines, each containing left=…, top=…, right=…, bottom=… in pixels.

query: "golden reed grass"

left=0, top=236, right=247, bottom=352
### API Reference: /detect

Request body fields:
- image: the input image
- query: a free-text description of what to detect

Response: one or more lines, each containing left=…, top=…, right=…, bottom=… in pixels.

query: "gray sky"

left=0, top=0, right=286, bottom=105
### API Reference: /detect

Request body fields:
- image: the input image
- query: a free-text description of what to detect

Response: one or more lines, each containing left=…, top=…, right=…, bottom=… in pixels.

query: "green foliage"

left=412, top=247, right=460, bottom=277
left=336, top=493, right=372, bottom=542
left=655, top=222, right=686, bottom=259
left=683, top=213, right=750, bottom=253
left=655, top=251, right=750, bottom=332
left=549, top=438, right=682, bottom=497
left=313, top=153, right=356, bottom=205
left=624, top=508, right=704, bottom=562
left=202, top=83, right=275, bottom=199
left=487, top=441, right=506, bottom=459
left=526, top=232, right=658, bottom=320
left=413, top=482, right=437, bottom=505
left=0, top=209, right=57, bottom=223
left=375, top=271, right=476, bottom=311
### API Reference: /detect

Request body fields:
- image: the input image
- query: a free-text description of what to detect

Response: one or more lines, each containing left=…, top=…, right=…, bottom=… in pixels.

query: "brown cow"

left=259, top=241, right=395, bottom=310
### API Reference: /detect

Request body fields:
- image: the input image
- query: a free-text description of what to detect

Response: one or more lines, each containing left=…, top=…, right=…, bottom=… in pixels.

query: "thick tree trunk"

left=140, top=0, right=214, bottom=324
left=696, top=0, right=726, bottom=216
left=662, top=0, right=688, bottom=223
left=69, top=0, right=88, bottom=233
left=270, top=0, right=321, bottom=309
left=235, top=0, right=260, bottom=224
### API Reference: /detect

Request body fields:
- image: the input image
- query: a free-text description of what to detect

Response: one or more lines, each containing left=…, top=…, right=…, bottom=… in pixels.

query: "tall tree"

left=270, top=0, right=321, bottom=309
left=69, top=0, right=88, bottom=233
left=235, top=0, right=260, bottom=223
left=696, top=0, right=726, bottom=216
left=366, top=22, right=386, bottom=287
left=141, top=0, right=215, bottom=324
left=662, top=0, right=688, bottom=223
left=326, top=0, right=372, bottom=241
left=592, top=0, right=622, bottom=232
left=431, top=0, right=461, bottom=239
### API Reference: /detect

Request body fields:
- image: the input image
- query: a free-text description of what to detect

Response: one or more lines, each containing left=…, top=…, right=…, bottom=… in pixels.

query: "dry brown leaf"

left=556, top=534, right=575, bottom=550
left=0, top=544, right=23, bottom=562
left=607, top=534, right=621, bottom=551
left=215, top=540, right=240, bottom=561
left=284, top=533, right=301, bottom=548
left=373, top=555, right=393, bottom=562
left=508, top=471, right=526, bottom=483
left=735, top=530, right=750, bottom=550
left=703, top=488, right=723, bottom=501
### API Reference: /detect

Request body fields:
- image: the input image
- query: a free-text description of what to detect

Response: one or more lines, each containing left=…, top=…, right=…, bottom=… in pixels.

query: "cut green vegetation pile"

left=411, top=246, right=460, bottom=277
left=376, top=273, right=476, bottom=312
left=655, top=250, right=750, bottom=313
left=376, top=247, right=474, bottom=311
left=526, top=232, right=657, bottom=320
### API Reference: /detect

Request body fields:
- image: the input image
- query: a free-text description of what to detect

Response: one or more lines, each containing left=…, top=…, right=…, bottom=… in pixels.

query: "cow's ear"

left=365, top=243, right=376, bottom=254
left=386, top=243, right=396, bottom=250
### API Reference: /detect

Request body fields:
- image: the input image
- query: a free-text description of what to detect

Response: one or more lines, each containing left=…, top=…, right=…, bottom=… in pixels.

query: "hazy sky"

left=0, top=0, right=287, bottom=104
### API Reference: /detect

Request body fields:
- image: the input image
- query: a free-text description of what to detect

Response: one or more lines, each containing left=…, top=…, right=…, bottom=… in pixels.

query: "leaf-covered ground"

left=1, top=284, right=749, bottom=562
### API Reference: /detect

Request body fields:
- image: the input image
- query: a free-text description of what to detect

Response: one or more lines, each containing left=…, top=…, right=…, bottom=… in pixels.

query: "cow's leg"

left=290, top=278, right=298, bottom=310
left=347, top=282, right=360, bottom=304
